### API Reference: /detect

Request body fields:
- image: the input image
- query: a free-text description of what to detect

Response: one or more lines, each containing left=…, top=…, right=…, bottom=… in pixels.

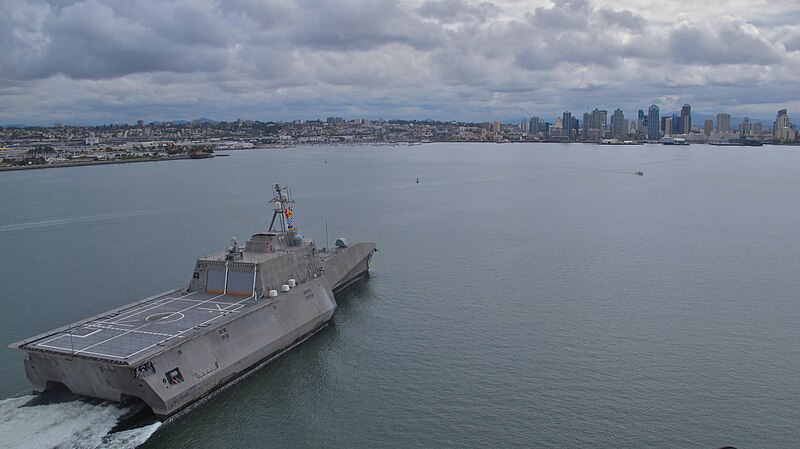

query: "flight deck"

left=20, top=290, right=258, bottom=365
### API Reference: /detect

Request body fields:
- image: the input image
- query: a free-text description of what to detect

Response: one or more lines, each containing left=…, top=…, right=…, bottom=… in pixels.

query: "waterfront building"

left=562, top=111, right=573, bottom=141
left=740, top=117, right=750, bottom=135
left=773, top=109, right=795, bottom=140
left=717, top=113, right=731, bottom=132
left=663, top=117, right=673, bottom=136
left=520, top=118, right=529, bottom=133
left=704, top=120, right=713, bottom=137
left=637, top=110, right=645, bottom=136
left=529, top=117, right=540, bottom=136
left=680, top=104, right=691, bottom=135
left=647, top=105, right=660, bottom=140
left=590, top=109, right=607, bottom=133
left=611, top=108, right=625, bottom=139
left=582, top=112, right=590, bottom=139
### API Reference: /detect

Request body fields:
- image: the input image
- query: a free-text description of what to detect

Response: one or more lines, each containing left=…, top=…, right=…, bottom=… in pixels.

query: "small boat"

left=635, top=171, right=644, bottom=176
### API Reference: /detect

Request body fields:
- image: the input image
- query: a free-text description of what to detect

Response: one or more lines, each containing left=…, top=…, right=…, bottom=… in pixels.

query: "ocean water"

left=0, top=143, right=798, bottom=448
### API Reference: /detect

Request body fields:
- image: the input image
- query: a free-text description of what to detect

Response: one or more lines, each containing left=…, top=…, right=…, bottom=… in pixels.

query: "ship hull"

left=17, top=244, right=375, bottom=417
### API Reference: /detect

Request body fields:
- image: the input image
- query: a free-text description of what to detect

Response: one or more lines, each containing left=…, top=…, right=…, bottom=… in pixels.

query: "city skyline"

left=1, top=0, right=799, bottom=125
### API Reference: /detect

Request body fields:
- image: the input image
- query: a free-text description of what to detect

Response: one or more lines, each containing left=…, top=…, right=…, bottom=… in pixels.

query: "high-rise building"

left=582, top=112, right=591, bottom=139
left=520, top=118, right=529, bottom=133
left=680, top=104, right=691, bottom=134
left=611, top=108, right=625, bottom=139
left=637, top=110, right=646, bottom=135
left=530, top=117, right=540, bottom=135
left=562, top=111, right=573, bottom=141
left=663, top=116, right=673, bottom=136
left=493, top=120, right=501, bottom=135
left=704, top=119, right=713, bottom=137
left=740, top=117, right=750, bottom=136
left=647, top=105, right=660, bottom=140
left=716, top=113, right=731, bottom=132
left=590, top=109, right=607, bottom=131
left=773, top=109, right=795, bottom=140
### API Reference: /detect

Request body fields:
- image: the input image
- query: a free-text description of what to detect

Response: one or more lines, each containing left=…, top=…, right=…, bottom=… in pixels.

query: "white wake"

left=0, top=395, right=160, bottom=449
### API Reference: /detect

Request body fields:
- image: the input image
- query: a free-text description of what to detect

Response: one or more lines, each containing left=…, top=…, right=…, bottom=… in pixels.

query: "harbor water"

left=0, top=143, right=798, bottom=448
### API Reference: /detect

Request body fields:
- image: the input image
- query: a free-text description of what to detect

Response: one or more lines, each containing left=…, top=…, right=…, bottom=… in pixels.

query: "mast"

left=268, top=184, right=295, bottom=232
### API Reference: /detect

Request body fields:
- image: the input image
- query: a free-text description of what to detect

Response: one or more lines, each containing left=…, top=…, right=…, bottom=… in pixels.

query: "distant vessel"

left=635, top=171, right=644, bottom=176
left=660, top=137, right=688, bottom=145
left=10, top=184, right=376, bottom=418
left=742, top=137, right=763, bottom=146
left=599, top=139, right=642, bottom=145
left=708, top=137, right=764, bottom=147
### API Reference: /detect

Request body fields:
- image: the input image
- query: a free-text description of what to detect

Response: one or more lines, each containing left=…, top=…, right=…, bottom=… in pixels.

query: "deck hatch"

left=226, top=271, right=255, bottom=296
left=206, top=269, right=225, bottom=294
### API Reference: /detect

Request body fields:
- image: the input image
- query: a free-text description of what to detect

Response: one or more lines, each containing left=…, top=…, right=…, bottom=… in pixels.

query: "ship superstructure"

left=10, top=185, right=376, bottom=417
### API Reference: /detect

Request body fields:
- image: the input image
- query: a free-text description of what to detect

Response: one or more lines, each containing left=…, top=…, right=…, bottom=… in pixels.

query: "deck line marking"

left=123, top=293, right=256, bottom=359
left=109, top=291, right=198, bottom=323
left=72, top=293, right=226, bottom=357
left=38, top=328, right=103, bottom=345
left=86, top=323, right=182, bottom=338
left=95, top=321, right=135, bottom=327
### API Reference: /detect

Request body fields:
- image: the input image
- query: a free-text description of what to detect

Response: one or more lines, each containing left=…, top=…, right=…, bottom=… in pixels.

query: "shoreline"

left=0, top=155, right=199, bottom=172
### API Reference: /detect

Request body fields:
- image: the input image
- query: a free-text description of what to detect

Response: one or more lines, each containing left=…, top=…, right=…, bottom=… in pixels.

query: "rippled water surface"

left=1, top=143, right=798, bottom=448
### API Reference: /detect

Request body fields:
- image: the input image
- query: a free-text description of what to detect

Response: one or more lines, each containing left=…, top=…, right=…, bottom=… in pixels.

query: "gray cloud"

left=597, top=7, right=645, bottom=33
left=530, top=0, right=591, bottom=30
left=289, top=0, right=441, bottom=52
left=0, top=0, right=798, bottom=125
left=668, top=20, right=783, bottom=65
left=417, top=0, right=498, bottom=24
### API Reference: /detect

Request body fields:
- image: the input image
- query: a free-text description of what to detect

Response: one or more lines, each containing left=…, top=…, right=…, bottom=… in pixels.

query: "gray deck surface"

left=24, top=291, right=258, bottom=364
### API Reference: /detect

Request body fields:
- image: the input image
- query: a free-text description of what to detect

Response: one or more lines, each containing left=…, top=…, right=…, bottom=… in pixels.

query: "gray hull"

left=13, top=237, right=375, bottom=417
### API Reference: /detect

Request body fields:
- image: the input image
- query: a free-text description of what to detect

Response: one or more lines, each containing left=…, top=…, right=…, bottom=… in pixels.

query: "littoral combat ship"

left=10, top=185, right=376, bottom=417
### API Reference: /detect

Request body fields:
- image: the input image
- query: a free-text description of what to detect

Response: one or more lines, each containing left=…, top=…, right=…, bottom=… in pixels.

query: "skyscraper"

left=582, top=112, right=590, bottom=139
left=716, top=113, right=731, bottom=132
left=529, top=116, right=540, bottom=135
left=647, top=105, right=660, bottom=140
left=740, top=117, right=750, bottom=136
left=680, top=104, right=691, bottom=134
left=589, top=108, right=608, bottom=135
left=637, top=110, right=645, bottom=135
left=704, top=119, right=713, bottom=137
left=562, top=111, right=573, bottom=141
left=611, top=108, right=625, bottom=139
left=663, top=116, right=673, bottom=136
left=773, top=109, right=794, bottom=140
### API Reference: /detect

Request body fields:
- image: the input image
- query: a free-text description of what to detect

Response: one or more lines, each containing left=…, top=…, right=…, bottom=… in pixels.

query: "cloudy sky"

left=2, top=0, right=799, bottom=125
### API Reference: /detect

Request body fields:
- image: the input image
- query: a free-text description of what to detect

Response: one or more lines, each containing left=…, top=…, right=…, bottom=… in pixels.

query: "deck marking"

left=86, top=323, right=182, bottom=338
left=108, top=291, right=198, bottom=323
left=28, top=291, right=260, bottom=361
left=70, top=293, right=226, bottom=357
left=123, top=293, right=256, bottom=359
